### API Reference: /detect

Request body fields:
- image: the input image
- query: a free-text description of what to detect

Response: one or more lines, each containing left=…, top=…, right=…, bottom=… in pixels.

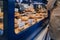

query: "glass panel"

left=14, top=0, right=48, bottom=34
left=0, top=0, right=3, bottom=35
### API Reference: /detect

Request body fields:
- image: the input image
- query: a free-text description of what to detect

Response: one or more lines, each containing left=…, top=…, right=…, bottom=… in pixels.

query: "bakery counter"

left=15, top=17, right=49, bottom=40
left=14, top=12, right=48, bottom=34
left=0, top=12, right=3, bottom=30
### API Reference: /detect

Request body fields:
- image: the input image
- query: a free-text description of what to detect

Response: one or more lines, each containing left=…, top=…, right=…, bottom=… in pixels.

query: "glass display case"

left=0, top=0, right=49, bottom=40
left=14, top=0, right=48, bottom=34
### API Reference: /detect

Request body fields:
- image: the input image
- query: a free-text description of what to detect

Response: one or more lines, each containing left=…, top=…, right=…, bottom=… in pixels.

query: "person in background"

left=15, top=0, right=24, bottom=13
left=33, top=0, right=48, bottom=12
left=47, top=0, right=60, bottom=40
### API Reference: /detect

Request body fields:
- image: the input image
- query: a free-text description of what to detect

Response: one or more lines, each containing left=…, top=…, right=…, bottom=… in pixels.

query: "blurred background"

left=0, top=0, right=60, bottom=40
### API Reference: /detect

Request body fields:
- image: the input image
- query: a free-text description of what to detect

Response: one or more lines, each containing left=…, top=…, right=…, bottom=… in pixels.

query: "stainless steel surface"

left=34, top=25, right=49, bottom=40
